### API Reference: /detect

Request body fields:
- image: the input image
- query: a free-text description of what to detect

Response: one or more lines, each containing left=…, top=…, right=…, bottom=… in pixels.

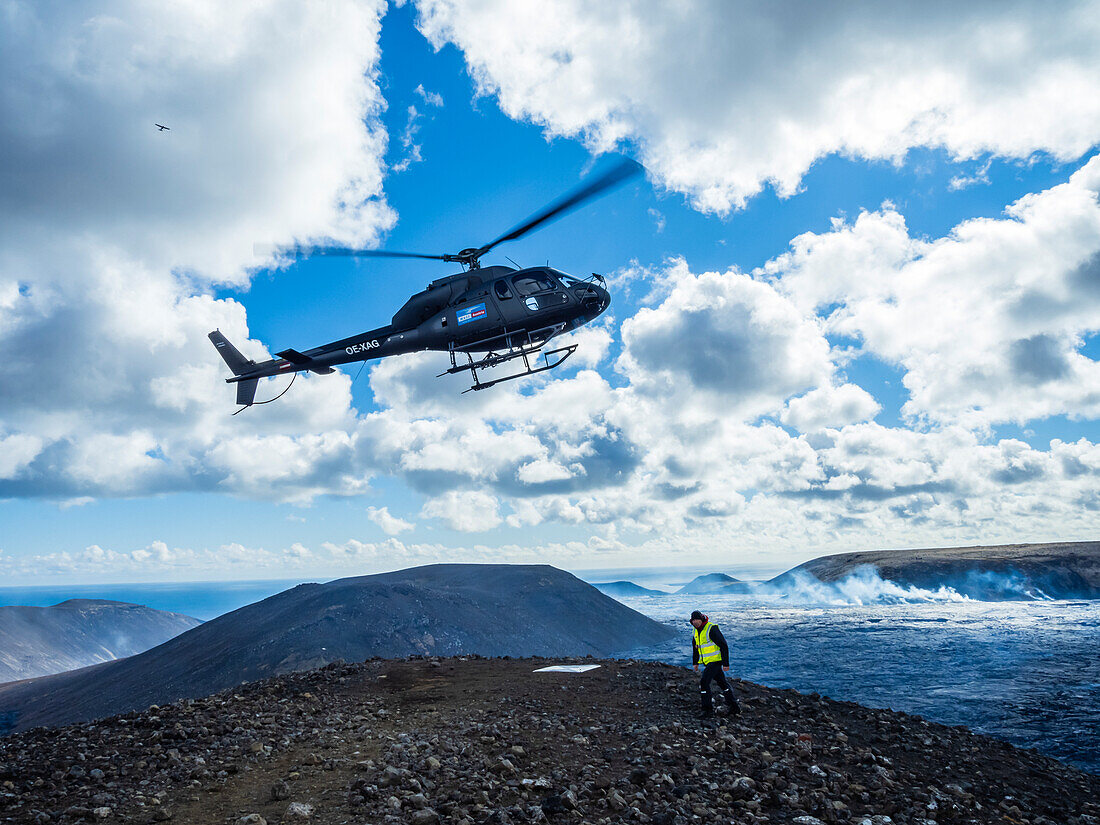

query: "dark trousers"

left=699, top=662, right=738, bottom=712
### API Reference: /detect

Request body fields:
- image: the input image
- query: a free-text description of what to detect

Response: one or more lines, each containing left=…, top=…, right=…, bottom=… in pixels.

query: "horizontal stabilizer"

left=276, top=348, right=335, bottom=375
left=236, top=378, right=259, bottom=406
left=276, top=348, right=311, bottom=365
left=209, top=330, right=254, bottom=376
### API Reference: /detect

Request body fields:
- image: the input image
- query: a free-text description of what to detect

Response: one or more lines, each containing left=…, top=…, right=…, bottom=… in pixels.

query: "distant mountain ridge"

left=780, top=541, right=1100, bottom=599
left=0, top=599, right=201, bottom=683
left=0, top=564, right=674, bottom=732
left=674, top=573, right=752, bottom=595
left=595, top=541, right=1100, bottom=602
left=592, top=581, right=666, bottom=597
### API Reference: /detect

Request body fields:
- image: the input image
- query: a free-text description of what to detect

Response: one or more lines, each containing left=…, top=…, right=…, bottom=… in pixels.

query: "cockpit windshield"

left=552, top=270, right=584, bottom=287
left=512, top=272, right=558, bottom=295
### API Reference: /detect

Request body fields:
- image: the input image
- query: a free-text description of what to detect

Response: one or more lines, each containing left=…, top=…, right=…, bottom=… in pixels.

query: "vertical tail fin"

left=235, top=378, right=259, bottom=406
left=210, top=330, right=260, bottom=407
left=208, top=330, right=255, bottom=375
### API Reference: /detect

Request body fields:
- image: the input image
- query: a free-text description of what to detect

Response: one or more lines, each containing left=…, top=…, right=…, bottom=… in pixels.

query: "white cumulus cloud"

left=367, top=506, right=415, bottom=535
left=421, top=489, right=503, bottom=532
left=0, top=0, right=393, bottom=502
left=782, top=384, right=882, bottom=432
left=414, top=0, right=1100, bottom=212
left=618, top=259, right=834, bottom=416
left=766, top=156, right=1100, bottom=427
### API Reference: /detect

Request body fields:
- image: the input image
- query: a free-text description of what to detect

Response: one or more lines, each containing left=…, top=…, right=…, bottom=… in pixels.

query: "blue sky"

left=2, top=1, right=1100, bottom=585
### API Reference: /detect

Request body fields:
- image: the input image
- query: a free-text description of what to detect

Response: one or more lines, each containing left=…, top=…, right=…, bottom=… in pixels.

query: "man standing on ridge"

left=690, top=610, right=741, bottom=718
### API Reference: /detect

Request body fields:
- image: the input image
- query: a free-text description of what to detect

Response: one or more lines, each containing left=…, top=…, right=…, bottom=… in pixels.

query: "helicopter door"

left=511, top=272, right=566, bottom=314
left=489, top=276, right=528, bottom=328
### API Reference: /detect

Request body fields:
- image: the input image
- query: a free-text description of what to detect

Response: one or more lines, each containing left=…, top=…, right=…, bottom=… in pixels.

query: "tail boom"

left=209, top=325, right=417, bottom=406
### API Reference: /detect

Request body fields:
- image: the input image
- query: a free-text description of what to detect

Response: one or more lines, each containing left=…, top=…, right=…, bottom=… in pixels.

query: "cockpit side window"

left=494, top=280, right=512, bottom=300
left=512, top=273, right=557, bottom=296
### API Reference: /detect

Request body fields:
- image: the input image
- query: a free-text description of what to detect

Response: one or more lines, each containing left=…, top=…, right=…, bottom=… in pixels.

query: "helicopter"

left=209, top=158, right=641, bottom=408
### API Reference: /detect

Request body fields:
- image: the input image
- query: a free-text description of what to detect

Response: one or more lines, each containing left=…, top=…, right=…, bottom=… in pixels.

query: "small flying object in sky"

left=154, top=123, right=170, bottom=131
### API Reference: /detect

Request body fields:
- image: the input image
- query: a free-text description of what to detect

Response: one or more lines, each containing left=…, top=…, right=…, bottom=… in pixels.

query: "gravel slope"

left=2, top=657, right=1096, bottom=825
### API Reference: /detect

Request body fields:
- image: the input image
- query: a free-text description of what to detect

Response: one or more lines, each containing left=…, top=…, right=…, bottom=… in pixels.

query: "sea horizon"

left=0, top=563, right=786, bottom=620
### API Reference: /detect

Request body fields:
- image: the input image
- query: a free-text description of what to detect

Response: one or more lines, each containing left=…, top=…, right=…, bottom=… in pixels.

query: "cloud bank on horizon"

left=1, top=0, right=1099, bottom=581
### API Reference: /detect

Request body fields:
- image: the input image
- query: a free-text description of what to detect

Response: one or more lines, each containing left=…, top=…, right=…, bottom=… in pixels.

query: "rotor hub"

left=457, top=247, right=483, bottom=269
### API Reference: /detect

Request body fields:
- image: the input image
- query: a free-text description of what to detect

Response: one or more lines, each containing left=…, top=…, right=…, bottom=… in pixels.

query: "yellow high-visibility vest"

left=694, top=621, right=722, bottom=664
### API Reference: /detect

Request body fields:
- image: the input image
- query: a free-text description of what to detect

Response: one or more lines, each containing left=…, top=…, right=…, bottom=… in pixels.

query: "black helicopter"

left=210, top=158, right=640, bottom=407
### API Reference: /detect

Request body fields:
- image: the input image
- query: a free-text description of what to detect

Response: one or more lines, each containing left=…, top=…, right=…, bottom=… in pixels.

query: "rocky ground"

left=1, top=657, right=1096, bottom=825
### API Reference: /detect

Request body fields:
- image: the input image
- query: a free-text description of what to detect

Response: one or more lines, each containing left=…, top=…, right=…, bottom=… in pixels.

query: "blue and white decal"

left=456, top=302, right=487, bottom=326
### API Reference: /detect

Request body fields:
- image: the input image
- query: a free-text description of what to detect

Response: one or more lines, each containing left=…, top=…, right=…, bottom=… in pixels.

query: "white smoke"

left=609, top=564, right=1068, bottom=607
left=758, top=566, right=972, bottom=606
left=753, top=565, right=1064, bottom=604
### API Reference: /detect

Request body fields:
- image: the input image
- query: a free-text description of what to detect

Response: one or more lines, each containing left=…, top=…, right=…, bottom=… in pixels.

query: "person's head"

left=689, top=610, right=707, bottom=629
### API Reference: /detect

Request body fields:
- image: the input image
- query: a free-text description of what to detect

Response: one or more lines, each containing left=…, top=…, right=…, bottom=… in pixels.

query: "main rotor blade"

left=477, top=157, right=643, bottom=256
left=254, top=157, right=643, bottom=268
left=254, top=243, right=447, bottom=261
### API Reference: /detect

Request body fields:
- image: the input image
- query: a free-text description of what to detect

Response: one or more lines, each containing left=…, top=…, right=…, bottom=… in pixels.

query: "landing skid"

left=439, top=332, right=578, bottom=393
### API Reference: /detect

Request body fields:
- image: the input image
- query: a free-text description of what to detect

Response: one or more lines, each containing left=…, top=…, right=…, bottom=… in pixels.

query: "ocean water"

left=616, top=592, right=1100, bottom=774
left=0, top=579, right=308, bottom=621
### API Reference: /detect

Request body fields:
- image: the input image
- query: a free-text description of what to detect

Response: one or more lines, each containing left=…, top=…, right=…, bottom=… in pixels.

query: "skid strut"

left=439, top=340, right=578, bottom=393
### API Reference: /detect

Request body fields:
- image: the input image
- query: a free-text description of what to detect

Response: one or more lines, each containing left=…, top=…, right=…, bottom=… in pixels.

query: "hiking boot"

left=723, top=689, right=741, bottom=716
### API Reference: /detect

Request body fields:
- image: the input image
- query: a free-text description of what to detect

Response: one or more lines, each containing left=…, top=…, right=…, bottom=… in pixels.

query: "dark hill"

left=0, top=564, right=674, bottom=732
left=0, top=599, right=201, bottom=683
left=675, top=572, right=751, bottom=595
left=774, top=540, right=1100, bottom=599
left=592, top=580, right=665, bottom=597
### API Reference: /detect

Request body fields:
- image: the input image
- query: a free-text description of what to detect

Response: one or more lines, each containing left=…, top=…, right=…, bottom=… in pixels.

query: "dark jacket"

left=691, top=623, right=729, bottom=667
